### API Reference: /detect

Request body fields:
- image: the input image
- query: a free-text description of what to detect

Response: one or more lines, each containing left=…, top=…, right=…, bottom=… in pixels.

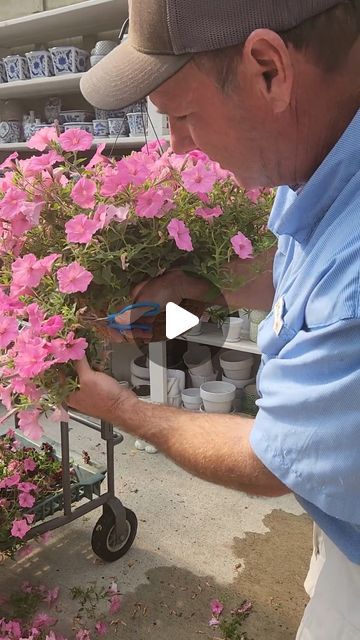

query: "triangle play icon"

left=165, top=302, right=199, bottom=340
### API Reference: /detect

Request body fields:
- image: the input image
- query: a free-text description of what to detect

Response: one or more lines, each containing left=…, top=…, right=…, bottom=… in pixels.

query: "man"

left=73, top=1, right=360, bottom=637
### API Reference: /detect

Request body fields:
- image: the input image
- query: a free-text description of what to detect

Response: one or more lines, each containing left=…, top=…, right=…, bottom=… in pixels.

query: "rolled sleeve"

left=250, top=319, right=360, bottom=524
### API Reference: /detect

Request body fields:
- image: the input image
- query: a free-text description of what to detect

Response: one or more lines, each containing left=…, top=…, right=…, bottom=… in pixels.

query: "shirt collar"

left=268, top=109, right=360, bottom=244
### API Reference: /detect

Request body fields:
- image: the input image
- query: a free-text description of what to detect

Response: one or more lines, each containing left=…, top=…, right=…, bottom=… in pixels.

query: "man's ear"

left=242, top=29, right=294, bottom=113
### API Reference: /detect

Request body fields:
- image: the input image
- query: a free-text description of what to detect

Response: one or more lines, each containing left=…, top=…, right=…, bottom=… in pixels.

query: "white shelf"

left=179, top=322, right=261, bottom=355
left=0, top=135, right=170, bottom=153
left=0, top=0, right=127, bottom=48
left=0, top=73, right=84, bottom=99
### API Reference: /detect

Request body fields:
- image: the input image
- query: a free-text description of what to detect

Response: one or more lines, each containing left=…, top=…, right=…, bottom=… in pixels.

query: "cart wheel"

left=91, top=507, right=138, bottom=562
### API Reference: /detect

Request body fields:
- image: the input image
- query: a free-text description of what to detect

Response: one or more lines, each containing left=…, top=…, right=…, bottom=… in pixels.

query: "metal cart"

left=7, top=411, right=138, bottom=563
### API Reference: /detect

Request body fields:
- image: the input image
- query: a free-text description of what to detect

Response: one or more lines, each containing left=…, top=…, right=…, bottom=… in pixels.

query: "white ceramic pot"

left=238, top=309, right=251, bottom=338
left=167, top=369, right=186, bottom=396
left=219, top=351, right=254, bottom=380
left=249, top=309, right=268, bottom=325
left=183, top=345, right=213, bottom=376
left=221, top=317, right=243, bottom=342
left=222, top=374, right=255, bottom=390
left=189, top=370, right=218, bottom=388
left=184, top=322, right=202, bottom=336
left=200, top=405, right=235, bottom=414
left=130, top=355, right=149, bottom=380
left=200, top=381, right=236, bottom=414
left=181, top=388, right=202, bottom=411
left=249, top=322, right=259, bottom=343
left=167, top=395, right=182, bottom=408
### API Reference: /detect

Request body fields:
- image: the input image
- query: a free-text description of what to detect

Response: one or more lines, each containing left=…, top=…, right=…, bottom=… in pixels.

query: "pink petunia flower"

left=65, top=214, right=99, bottom=244
left=59, top=129, right=93, bottom=152
left=0, top=151, right=18, bottom=170
left=135, top=187, right=167, bottom=218
left=208, top=617, right=220, bottom=627
left=181, top=163, right=217, bottom=194
left=167, top=219, right=193, bottom=252
left=93, top=204, right=129, bottom=229
left=230, top=232, right=253, bottom=259
left=109, top=594, right=121, bottom=615
left=11, top=518, right=31, bottom=539
left=0, top=473, right=20, bottom=489
left=12, top=253, right=47, bottom=289
left=27, top=127, right=59, bottom=152
left=32, top=612, right=57, bottom=629
left=17, top=409, right=44, bottom=441
left=40, top=315, right=64, bottom=337
left=27, top=302, right=45, bottom=332
left=71, top=177, right=97, bottom=209
left=47, top=332, right=88, bottom=363
left=194, top=205, right=223, bottom=220
left=56, top=262, right=93, bottom=294
left=75, top=630, right=91, bottom=640
left=18, top=492, right=36, bottom=508
left=23, top=457, right=37, bottom=473
left=14, top=337, right=49, bottom=378
left=26, top=151, right=63, bottom=175
left=44, top=587, right=60, bottom=607
left=0, top=315, right=18, bottom=348
left=40, top=253, right=61, bottom=273
left=0, top=186, right=27, bottom=220
left=94, top=622, right=107, bottom=636
left=85, top=143, right=109, bottom=169
left=17, top=481, right=37, bottom=494
left=210, top=599, right=224, bottom=617
left=246, top=188, right=262, bottom=203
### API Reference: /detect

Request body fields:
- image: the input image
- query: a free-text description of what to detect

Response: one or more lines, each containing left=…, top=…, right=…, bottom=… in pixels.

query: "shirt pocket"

left=257, top=300, right=298, bottom=358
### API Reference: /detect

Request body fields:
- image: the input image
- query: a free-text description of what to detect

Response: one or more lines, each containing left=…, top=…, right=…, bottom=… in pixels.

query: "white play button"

left=165, top=302, right=200, bottom=340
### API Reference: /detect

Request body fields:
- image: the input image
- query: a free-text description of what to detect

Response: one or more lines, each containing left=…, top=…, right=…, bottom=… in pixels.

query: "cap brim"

left=80, top=40, right=191, bottom=110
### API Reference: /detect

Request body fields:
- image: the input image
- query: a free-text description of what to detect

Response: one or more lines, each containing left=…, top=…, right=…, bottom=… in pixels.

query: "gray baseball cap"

left=80, top=0, right=340, bottom=110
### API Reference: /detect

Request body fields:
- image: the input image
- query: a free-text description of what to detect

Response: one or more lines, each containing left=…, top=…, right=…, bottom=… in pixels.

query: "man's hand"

left=68, top=358, right=138, bottom=425
left=101, top=269, right=188, bottom=344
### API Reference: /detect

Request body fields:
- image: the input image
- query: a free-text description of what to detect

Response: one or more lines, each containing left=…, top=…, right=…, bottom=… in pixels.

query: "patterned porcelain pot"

left=0, top=121, right=22, bottom=143
left=25, top=50, right=54, bottom=79
left=0, top=60, right=7, bottom=84
left=126, top=100, right=147, bottom=114
left=95, top=107, right=127, bottom=119
left=4, top=56, right=30, bottom=82
left=64, top=122, right=93, bottom=134
left=59, top=110, right=93, bottom=124
left=93, top=119, right=109, bottom=137
left=49, top=47, right=89, bottom=75
left=127, top=112, right=148, bottom=137
left=108, top=116, right=129, bottom=137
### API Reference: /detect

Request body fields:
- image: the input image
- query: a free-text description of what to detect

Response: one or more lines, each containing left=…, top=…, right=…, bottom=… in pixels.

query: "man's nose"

left=169, top=118, right=197, bottom=155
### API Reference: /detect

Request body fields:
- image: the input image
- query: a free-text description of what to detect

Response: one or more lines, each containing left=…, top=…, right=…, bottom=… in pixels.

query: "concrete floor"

left=1, top=413, right=311, bottom=639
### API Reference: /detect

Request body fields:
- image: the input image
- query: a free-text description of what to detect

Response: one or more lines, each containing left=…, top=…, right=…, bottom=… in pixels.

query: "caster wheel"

left=91, top=507, right=138, bottom=562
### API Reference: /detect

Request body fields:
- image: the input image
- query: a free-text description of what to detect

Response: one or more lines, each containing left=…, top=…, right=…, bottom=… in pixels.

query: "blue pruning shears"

left=105, top=301, right=160, bottom=332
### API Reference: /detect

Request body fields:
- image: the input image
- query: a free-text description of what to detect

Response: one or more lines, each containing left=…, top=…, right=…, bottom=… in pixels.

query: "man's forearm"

left=117, top=395, right=288, bottom=498
left=180, top=246, right=276, bottom=311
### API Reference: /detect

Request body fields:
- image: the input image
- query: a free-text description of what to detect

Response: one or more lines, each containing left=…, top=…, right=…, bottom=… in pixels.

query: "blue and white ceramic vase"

left=127, top=112, right=148, bottom=137
left=108, top=116, right=129, bottom=137
left=4, top=56, right=30, bottom=82
left=0, top=121, right=22, bottom=143
left=49, top=47, right=89, bottom=75
left=25, top=51, right=54, bottom=79
left=93, top=119, right=109, bottom=137
left=0, top=60, right=7, bottom=84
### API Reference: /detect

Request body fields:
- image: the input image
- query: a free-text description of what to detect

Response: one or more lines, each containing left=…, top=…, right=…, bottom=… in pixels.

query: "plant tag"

left=273, top=296, right=284, bottom=336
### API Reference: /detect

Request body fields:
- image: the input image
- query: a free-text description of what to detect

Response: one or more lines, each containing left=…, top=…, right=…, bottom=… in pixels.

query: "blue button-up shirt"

left=250, top=110, right=360, bottom=563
